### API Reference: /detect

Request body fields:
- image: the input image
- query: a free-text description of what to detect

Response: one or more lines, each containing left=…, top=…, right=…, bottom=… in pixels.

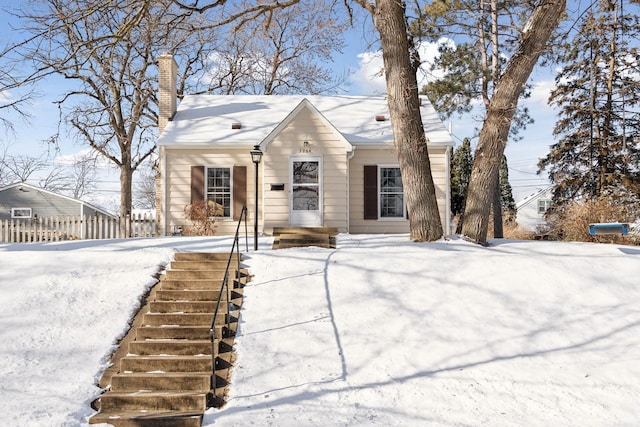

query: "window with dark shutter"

left=363, top=165, right=378, bottom=220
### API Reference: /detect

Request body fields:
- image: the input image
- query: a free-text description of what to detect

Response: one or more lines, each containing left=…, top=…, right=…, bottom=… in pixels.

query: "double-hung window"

left=379, top=166, right=404, bottom=218
left=537, top=199, right=552, bottom=215
left=206, top=167, right=231, bottom=217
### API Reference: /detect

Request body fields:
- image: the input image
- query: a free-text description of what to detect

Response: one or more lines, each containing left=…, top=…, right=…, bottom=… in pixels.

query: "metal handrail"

left=211, top=205, right=248, bottom=394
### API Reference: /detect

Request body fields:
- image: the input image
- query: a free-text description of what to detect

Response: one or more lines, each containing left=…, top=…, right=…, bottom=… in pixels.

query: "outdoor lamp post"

left=250, top=145, right=263, bottom=251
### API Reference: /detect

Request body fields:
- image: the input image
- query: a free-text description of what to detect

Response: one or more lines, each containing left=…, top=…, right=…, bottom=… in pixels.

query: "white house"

left=515, top=186, right=554, bottom=232
left=155, top=54, right=455, bottom=237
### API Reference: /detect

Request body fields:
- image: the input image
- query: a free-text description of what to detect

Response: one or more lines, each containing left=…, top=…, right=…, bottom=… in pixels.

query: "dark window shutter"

left=191, top=165, right=205, bottom=204
left=233, top=165, right=247, bottom=221
left=364, top=165, right=378, bottom=220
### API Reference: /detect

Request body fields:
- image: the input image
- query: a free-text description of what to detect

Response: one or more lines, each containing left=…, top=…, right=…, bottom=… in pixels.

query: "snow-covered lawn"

left=1, top=235, right=638, bottom=426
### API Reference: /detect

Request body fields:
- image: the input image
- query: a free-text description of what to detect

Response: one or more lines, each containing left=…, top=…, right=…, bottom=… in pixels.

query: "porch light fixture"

left=250, top=145, right=263, bottom=251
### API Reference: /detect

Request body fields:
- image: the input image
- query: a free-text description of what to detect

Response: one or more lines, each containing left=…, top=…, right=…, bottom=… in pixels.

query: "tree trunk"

left=371, top=0, right=443, bottom=241
left=461, top=0, right=565, bottom=244
left=120, top=164, right=133, bottom=237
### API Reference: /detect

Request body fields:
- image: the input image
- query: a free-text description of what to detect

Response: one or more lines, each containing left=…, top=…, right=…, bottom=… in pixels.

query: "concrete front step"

left=143, top=312, right=228, bottom=327
left=155, top=289, right=243, bottom=302
left=136, top=325, right=218, bottom=341
left=90, top=410, right=203, bottom=427
left=276, top=233, right=331, bottom=248
left=155, top=289, right=218, bottom=301
left=150, top=301, right=217, bottom=313
left=163, top=269, right=237, bottom=280
left=99, top=391, right=208, bottom=412
left=170, top=260, right=236, bottom=270
left=272, top=227, right=338, bottom=249
left=272, top=226, right=339, bottom=236
left=111, top=372, right=211, bottom=392
left=120, top=355, right=213, bottom=373
left=136, top=326, right=218, bottom=341
left=128, top=340, right=213, bottom=356
left=158, top=279, right=224, bottom=291
left=174, top=252, right=232, bottom=261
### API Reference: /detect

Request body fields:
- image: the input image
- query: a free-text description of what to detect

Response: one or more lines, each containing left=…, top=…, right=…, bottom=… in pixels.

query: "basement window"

left=11, top=207, right=32, bottom=219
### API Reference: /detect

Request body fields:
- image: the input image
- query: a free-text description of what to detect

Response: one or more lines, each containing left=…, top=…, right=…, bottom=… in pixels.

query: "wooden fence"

left=0, top=214, right=157, bottom=243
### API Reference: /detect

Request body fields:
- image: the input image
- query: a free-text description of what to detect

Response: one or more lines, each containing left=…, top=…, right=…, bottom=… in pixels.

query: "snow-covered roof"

left=0, top=181, right=115, bottom=217
left=157, top=95, right=454, bottom=148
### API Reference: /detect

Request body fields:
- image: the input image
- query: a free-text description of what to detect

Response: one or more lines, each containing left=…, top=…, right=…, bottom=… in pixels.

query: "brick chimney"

left=158, top=53, right=177, bottom=134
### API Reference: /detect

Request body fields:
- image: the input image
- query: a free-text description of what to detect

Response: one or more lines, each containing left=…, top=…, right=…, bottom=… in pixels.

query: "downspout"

left=346, top=147, right=356, bottom=233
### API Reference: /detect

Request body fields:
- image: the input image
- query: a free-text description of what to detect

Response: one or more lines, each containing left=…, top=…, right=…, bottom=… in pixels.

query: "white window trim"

left=11, top=207, right=33, bottom=219
left=537, top=199, right=552, bottom=215
left=205, top=165, right=233, bottom=220
left=378, top=164, right=406, bottom=221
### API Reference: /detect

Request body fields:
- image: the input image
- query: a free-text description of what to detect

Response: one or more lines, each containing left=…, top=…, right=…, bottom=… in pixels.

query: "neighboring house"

left=0, top=182, right=115, bottom=222
left=156, top=55, right=455, bottom=237
left=515, top=186, right=554, bottom=232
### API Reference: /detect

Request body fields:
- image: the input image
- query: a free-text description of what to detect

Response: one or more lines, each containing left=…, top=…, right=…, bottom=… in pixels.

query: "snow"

left=0, top=235, right=639, bottom=426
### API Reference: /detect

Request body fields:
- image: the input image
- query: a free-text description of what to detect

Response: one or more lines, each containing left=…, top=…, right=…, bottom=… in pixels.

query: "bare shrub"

left=546, top=197, right=639, bottom=245
left=503, top=221, right=536, bottom=240
left=182, top=200, right=223, bottom=236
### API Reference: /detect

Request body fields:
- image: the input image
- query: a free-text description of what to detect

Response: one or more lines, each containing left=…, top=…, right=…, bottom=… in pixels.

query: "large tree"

left=418, top=0, right=542, bottom=235
left=16, top=0, right=203, bottom=228
left=538, top=1, right=640, bottom=205
left=354, top=0, right=443, bottom=241
left=460, top=0, right=565, bottom=244
left=197, top=0, right=348, bottom=95
left=12, top=0, right=347, bottom=227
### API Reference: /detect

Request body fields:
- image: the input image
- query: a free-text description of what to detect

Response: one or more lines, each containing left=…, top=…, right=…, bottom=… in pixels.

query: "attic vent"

left=231, top=122, right=242, bottom=129
left=375, top=115, right=386, bottom=122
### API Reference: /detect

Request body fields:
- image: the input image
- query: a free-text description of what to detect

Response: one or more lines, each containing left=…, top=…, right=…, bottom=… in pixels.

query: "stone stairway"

left=272, top=227, right=338, bottom=249
left=89, top=252, right=247, bottom=427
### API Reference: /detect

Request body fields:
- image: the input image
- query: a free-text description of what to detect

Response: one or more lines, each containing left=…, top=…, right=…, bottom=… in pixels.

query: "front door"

left=290, top=157, right=322, bottom=226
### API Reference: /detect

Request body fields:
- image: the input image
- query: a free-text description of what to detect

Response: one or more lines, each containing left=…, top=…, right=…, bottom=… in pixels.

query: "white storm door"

left=290, top=157, right=322, bottom=226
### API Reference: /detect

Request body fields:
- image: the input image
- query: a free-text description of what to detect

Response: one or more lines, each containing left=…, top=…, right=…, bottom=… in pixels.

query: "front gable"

left=260, top=100, right=352, bottom=232
left=258, top=98, right=353, bottom=154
